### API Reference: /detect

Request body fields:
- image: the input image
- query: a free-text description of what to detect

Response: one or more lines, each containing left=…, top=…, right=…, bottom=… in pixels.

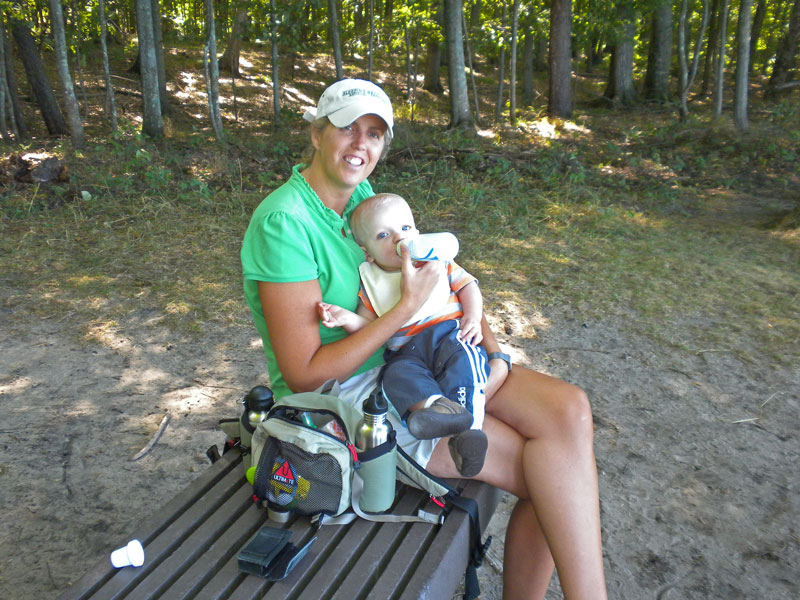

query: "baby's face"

left=359, top=198, right=418, bottom=271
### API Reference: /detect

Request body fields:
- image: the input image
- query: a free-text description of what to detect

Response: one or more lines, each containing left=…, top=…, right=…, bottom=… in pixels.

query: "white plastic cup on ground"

left=397, top=232, right=459, bottom=262
left=110, top=539, right=145, bottom=568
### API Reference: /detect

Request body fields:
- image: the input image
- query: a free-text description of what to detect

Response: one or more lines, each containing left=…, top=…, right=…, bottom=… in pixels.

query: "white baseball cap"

left=303, top=79, right=394, bottom=137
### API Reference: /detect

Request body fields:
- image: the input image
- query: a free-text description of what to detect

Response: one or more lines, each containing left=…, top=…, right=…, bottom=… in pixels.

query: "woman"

left=242, top=79, right=608, bottom=599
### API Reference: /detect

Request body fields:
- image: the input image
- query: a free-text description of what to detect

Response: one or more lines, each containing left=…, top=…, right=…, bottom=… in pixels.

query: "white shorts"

left=338, top=366, right=439, bottom=468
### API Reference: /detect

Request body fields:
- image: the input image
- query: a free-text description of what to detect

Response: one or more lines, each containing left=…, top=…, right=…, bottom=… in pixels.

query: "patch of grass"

left=1, top=45, right=798, bottom=369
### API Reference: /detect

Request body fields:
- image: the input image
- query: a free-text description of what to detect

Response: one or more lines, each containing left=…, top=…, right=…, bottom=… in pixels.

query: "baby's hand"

left=318, top=302, right=348, bottom=329
left=458, top=317, right=483, bottom=345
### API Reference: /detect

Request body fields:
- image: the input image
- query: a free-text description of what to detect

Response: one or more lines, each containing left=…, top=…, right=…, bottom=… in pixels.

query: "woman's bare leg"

left=427, top=412, right=556, bottom=599
left=489, top=366, right=607, bottom=599
left=504, top=499, right=556, bottom=599
left=426, top=365, right=607, bottom=599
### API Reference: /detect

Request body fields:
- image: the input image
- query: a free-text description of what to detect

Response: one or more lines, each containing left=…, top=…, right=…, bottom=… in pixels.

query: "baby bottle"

left=396, top=232, right=459, bottom=262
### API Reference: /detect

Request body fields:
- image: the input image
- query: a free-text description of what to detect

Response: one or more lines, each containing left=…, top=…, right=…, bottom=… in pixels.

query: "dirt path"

left=1, top=292, right=797, bottom=598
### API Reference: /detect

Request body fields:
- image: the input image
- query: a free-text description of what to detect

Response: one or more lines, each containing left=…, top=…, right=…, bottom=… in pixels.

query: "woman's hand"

left=397, top=245, right=444, bottom=313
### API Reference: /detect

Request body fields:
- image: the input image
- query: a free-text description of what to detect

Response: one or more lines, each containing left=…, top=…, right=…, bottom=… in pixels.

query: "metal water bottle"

left=244, top=385, right=274, bottom=427
left=355, top=389, right=392, bottom=450
left=354, top=389, right=396, bottom=513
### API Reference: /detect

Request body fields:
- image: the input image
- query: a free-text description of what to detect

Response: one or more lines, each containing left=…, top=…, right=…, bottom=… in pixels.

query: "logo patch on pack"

left=268, top=458, right=310, bottom=507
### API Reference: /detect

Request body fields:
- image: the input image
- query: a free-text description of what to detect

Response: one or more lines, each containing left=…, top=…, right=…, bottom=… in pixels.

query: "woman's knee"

left=549, top=382, right=594, bottom=442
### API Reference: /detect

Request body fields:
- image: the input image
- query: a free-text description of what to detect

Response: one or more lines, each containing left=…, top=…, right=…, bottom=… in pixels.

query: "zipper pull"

left=347, top=442, right=360, bottom=469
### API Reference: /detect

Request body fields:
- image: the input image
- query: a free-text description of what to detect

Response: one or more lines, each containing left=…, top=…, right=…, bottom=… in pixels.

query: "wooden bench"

left=57, top=446, right=501, bottom=600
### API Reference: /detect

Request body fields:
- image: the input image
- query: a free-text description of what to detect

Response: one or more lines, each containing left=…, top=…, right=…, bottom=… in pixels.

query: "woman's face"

left=358, top=197, right=418, bottom=271
left=311, top=114, right=388, bottom=192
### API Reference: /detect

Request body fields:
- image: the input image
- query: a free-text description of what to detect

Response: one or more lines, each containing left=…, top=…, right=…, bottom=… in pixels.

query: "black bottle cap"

left=245, top=385, right=274, bottom=412
left=363, top=388, right=388, bottom=415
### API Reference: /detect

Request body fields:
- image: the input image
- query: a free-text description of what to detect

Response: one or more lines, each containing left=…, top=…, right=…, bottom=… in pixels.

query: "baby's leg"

left=431, top=325, right=489, bottom=430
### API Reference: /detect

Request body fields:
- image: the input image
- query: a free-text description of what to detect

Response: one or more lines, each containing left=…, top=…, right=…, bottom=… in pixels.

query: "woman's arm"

left=480, top=314, right=509, bottom=400
left=260, top=248, right=444, bottom=392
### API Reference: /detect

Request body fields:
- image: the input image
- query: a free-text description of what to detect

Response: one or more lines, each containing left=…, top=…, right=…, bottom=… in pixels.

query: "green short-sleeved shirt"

left=241, top=164, right=385, bottom=399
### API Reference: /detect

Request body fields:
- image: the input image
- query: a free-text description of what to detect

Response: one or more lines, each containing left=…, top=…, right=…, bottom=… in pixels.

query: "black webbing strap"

left=446, top=492, right=493, bottom=600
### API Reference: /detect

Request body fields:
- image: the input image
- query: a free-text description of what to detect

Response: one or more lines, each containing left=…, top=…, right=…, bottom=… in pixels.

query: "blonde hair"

left=350, top=193, right=407, bottom=245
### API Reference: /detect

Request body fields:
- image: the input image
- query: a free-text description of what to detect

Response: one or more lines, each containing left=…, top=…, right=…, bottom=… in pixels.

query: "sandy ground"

left=1, top=294, right=798, bottom=599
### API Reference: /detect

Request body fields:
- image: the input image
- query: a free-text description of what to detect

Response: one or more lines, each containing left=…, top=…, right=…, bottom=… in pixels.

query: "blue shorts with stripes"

left=380, top=319, right=488, bottom=430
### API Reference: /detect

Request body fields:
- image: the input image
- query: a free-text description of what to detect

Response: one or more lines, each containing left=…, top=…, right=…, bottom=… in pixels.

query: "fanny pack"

left=217, top=381, right=491, bottom=599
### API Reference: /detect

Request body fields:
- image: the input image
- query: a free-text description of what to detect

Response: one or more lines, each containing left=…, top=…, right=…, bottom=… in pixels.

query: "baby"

left=318, top=193, right=489, bottom=477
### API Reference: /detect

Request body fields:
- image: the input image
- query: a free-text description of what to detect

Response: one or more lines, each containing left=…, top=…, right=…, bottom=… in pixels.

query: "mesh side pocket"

left=255, top=437, right=343, bottom=516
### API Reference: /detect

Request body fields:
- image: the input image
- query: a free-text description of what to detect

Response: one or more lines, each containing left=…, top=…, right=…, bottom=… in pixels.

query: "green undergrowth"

left=1, top=69, right=798, bottom=366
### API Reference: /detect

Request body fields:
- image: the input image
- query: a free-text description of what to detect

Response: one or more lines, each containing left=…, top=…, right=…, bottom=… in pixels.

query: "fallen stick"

left=129, top=413, right=171, bottom=461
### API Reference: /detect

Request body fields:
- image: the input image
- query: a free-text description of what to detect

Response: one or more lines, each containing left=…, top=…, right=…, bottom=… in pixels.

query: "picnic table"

left=57, top=445, right=501, bottom=600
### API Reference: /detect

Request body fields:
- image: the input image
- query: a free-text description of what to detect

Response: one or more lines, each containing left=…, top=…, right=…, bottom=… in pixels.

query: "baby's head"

left=350, top=193, right=419, bottom=271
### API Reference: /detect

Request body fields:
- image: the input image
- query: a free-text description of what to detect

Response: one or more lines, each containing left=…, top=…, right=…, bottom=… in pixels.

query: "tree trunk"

left=49, top=0, right=84, bottom=147
left=423, top=0, right=444, bottom=93
left=203, top=0, right=223, bottom=140
left=748, top=0, right=766, bottom=70
left=1, top=23, right=27, bottom=138
left=444, top=0, right=473, bottom=128
left=734, top=0, right=754, bottom=130
left=98, top=0, right=118, bottom=131
left=522, top=32, right=534, bottom=106
left=548, top=0, right=572, bottom=117
left=368, top=0, right=375, bottom=80
left=701, top=0, right=721, bottom=95
left=151, top=0, right=169, bottom=114
left=220, top=10, right=248, bottom=77
left=712, top=0, right=731, bottom=119
left=495, top=2, right=507, bottom=122
left=462, top=9, right=480, bottom=124
left=328, top=0, right=344, bottom=80
left=135, top=0, right=164, bottom=137
left=9, top=4, right=67, bottom=135
left=766, top=0, right=800, bottom=96
left=678, top=0, right=711, bottom=119
left=644, top=0, right=673, bottom=102
left=509, top=0, right=520, bottom=124
left=270, top=0, right=280, bottom=127
left=605, top=4, right=637, bottom=106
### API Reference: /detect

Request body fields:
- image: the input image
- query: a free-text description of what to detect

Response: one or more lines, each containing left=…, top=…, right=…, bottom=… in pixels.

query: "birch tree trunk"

left=495, top=2, right=507, bottom=122
left=203, top=0, right=224, bottom=140
left=509, top=0, right=520, bottom=125
left=444, top=0, right=473, bottom=128
left=135, top=0, right=164, bottom=137
left=712, top=0, right=731, bottom=119
left=548, top=0, right=572, bottom=117
left=270, top=0, right=280, bottom=127
left=734, top=0, right=753, bottom=129
left=99, top=0, right=118, bottom=132
left=328, top=0, right=344, bottom=80
left=49, top=0, right=85, bottom=147
left=679, top=0, right=710, bottom=119
left=369, top=0, right=375, bottom=80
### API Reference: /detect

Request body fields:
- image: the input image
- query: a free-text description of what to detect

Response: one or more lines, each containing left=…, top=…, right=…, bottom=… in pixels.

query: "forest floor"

left=1, top=45, right=799, bottom=598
